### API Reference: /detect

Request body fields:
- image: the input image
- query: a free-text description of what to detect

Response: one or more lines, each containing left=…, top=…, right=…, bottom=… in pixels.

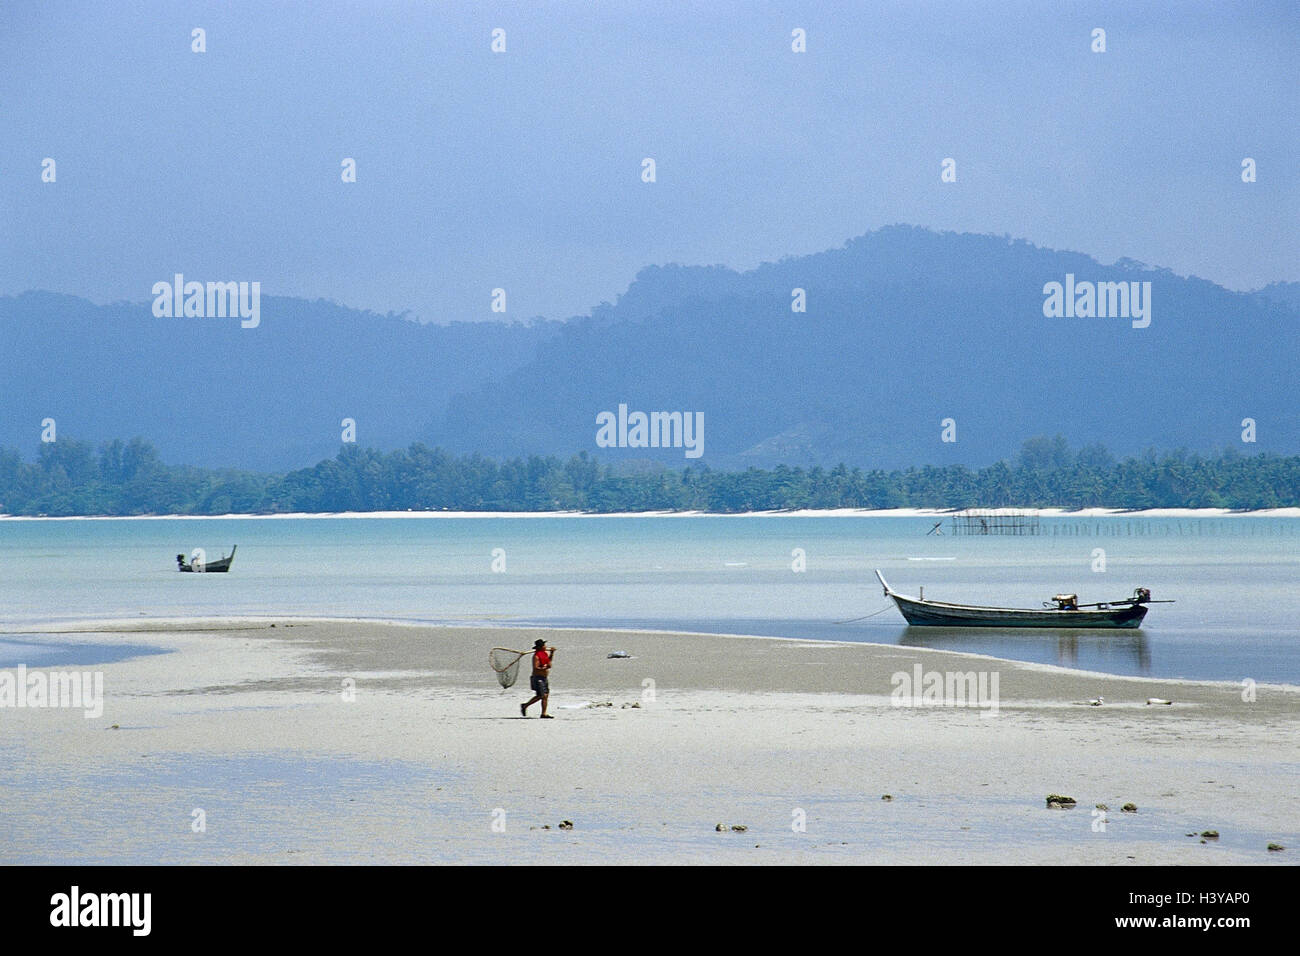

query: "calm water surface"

left=1, top=515, right=1296, bottom=682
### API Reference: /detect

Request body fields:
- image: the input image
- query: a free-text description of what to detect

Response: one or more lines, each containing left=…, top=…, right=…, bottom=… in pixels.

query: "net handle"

left=488, top=647, right=529, bottom=672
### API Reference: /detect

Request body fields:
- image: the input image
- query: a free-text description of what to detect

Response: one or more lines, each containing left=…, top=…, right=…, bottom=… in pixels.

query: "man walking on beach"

left=521, top=639, right=555, bottom=718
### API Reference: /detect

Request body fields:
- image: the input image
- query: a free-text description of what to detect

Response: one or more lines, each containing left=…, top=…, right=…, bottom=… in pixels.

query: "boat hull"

left=178, top=560, right=232, bottom=573
left=890, top=593, right=1147, bottom=629
left=178, top=546, right=236, bottom=573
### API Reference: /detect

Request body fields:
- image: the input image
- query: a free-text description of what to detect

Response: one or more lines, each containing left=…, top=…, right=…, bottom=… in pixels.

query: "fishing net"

left=489, top=647, right=524, bottom=689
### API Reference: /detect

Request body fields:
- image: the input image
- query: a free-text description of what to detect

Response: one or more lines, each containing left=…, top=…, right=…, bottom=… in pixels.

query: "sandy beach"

left=2, top=620, right=1296, bottom=865
left=5, top=507, right=1300, bottom=520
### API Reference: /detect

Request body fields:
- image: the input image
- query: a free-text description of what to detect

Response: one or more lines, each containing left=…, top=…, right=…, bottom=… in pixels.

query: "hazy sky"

left=3, top=0, right=1296, bottom=323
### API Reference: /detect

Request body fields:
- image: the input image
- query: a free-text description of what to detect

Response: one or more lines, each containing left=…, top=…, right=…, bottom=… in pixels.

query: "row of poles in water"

left=952, top=519, right=1297, bottom=537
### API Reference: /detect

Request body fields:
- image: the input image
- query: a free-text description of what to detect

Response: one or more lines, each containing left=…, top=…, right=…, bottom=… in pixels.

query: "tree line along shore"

left=1, top=435, right=1296, bottom=517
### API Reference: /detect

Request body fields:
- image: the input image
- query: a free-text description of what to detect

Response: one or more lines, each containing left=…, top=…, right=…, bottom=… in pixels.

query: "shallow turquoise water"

left=0, top=515, right=1296, bottom=681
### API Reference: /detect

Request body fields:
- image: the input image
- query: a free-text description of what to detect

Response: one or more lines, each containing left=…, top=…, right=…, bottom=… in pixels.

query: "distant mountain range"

left=1, top=293, right=557, bottom=471
left=4, top=226, right=1297, bottom=471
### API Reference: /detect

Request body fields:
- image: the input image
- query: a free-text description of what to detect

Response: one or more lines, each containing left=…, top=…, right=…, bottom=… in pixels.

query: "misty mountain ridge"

left=4, top=226, right=1295, bottom=471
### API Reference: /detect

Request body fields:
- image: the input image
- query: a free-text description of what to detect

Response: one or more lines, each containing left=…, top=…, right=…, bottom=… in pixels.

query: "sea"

left=1, top=514, right=1297, bottom=682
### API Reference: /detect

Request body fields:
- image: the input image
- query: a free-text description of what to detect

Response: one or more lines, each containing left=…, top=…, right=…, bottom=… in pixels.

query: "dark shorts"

left=530, top=675, right=550, bottom=696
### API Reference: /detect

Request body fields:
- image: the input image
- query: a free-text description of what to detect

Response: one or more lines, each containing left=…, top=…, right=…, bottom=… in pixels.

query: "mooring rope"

left=834, top=604, right=896, bottom=625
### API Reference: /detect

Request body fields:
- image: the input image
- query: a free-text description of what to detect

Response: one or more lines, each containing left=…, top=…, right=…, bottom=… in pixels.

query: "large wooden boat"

left=875, top=570, right=1167, bottom=629
left=177, top=546, right=237, bottom=573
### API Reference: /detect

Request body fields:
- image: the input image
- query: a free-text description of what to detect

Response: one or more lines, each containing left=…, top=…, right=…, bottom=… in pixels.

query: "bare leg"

left=522, top=694, right=541, bottom=715
left=539, top=693, right=551, bottom=718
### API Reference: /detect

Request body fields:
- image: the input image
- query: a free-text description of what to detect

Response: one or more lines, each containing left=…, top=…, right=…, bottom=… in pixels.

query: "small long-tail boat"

left=177, top=546, right=237, bottom=573
left=875, top=569, right=1169, bottom=629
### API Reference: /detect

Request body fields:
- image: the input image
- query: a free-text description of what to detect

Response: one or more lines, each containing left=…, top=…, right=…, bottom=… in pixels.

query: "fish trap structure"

left=950, top=509, right=1041, bottom=535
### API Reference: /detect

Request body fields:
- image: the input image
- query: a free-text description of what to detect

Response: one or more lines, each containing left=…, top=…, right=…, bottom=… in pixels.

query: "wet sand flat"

left=1, top=620, right=1296, bottom=865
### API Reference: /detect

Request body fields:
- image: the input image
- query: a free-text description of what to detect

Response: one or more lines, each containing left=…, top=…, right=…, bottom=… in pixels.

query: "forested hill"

left=6, top=227, right=1298, bottom=473
left=2, top=435, right=1296, bottom=517
left=0, top=292, right=557, bottom=472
